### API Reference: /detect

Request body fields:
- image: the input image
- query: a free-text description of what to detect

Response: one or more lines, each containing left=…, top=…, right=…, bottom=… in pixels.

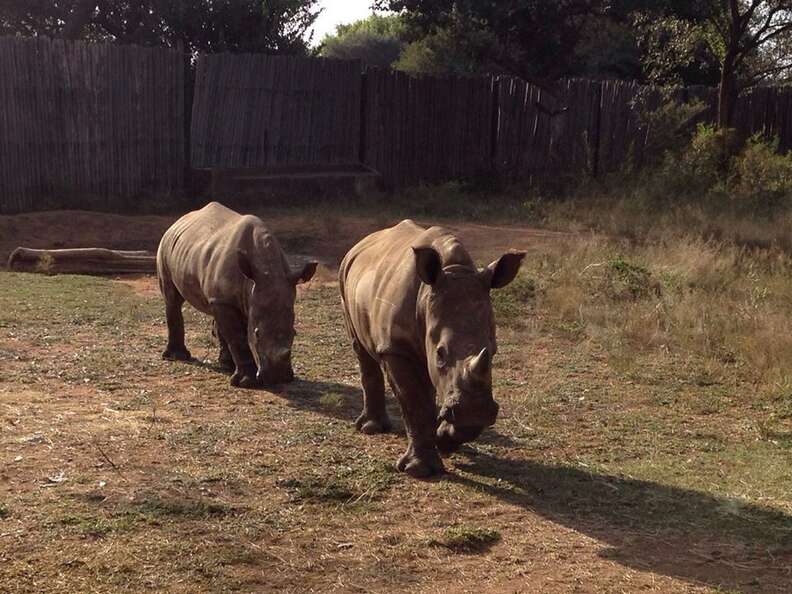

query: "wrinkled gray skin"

left=339, top=220, right=525, bottom=477
left=157, top=202, right=317, bottom=388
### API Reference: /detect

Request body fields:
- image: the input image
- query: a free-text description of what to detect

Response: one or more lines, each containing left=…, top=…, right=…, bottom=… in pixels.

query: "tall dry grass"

left=496, top=232, right=792, bottom=392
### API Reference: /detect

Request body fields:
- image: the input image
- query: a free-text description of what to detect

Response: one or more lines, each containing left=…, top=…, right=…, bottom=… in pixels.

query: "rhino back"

left=340, top=220, right=475, bottom=359
left=157, top=202, right=276, bottom=313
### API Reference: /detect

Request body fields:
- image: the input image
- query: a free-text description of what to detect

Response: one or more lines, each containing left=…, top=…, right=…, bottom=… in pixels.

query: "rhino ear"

left=291, top=261, right=318, bottom=285
left=485, top=251, right=526, bottom=289
left=237, top=250, right=255, bottom=281
left=413, top=246, right=443, bottom=286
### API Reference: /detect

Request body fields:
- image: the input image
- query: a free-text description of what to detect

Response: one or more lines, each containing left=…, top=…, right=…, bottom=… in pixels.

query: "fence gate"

left=190, top=54, right=362, bottom=171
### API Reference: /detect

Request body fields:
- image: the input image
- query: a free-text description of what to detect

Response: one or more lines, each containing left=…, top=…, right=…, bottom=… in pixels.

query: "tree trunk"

left=717, top=58, right=738, bottom=129
left=7, top=248, right=156, bottom=275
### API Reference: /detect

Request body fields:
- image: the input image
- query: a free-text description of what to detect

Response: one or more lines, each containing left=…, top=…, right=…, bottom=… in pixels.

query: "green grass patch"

left=130, top=496, right=234, bottom=520
left=430, top=526, right=501, bottom=553
left=492, top=272, right=536, bottom=325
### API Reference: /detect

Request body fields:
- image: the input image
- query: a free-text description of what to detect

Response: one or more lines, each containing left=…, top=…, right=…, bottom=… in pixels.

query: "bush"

left=638, top=97, right=708, bottom=166
left=730, top=135, right=792, bottom=216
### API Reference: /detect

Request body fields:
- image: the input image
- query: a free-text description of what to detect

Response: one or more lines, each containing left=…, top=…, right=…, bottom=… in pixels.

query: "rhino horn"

left=468, top=347, right=491, bottom=380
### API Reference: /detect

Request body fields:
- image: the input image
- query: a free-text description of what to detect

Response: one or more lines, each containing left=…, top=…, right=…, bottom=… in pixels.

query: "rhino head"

left=413, top=246, right=525, bottom=454
left=238, top=252, right=317, bottom=385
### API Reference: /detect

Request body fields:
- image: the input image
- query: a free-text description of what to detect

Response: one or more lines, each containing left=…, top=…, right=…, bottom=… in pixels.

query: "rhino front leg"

left=353, top=341, right=391, bottom=434
left=211, top=304, right=257, bottom=389
left=382, top=354, right=443, bottom=478
left=161, top=284, right=192, bottom=362
left=213, top=321, right=235, bottom=372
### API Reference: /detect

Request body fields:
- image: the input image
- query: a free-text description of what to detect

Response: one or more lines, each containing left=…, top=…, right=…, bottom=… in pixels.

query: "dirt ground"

left=1, top=208, right=790, bottom=593
left=0, top=208, right=572, bottom=269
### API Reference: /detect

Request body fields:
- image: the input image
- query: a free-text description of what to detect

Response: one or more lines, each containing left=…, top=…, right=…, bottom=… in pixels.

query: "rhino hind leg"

left=162, top=285, right=192, bottom=362
left=212, top=304, right=257, bottom=389
left=382, top=355, right=444, bottom=478
left=353, top=342, right=392, bottom=435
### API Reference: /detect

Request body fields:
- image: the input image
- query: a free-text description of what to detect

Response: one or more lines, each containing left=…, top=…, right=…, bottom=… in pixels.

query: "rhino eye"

left=254, top=327, right=261, bottom=338
left=436, top=345, right=448, bottom=368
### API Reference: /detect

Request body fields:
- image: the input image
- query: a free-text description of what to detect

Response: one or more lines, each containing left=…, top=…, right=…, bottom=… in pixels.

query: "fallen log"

left=7, top=247, right=157, bottom=275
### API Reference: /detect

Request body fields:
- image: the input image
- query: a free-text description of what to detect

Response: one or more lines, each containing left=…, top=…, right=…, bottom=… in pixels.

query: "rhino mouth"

left=436, top=421, right=486, bottom=455
left=257, top=365, right=294, bottom=386
left=436, top=396, right=498, bottom=455
left=437, top=398, right=499, bottom=428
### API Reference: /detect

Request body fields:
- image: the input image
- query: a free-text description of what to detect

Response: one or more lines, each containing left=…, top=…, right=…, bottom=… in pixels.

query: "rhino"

left=156, top=202, right=317, bottom=387
left=339, top=220, right=525, bottom=477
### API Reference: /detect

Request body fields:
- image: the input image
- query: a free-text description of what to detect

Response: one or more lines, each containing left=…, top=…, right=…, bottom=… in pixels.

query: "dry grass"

left=1, top=210, right=792, bottom=593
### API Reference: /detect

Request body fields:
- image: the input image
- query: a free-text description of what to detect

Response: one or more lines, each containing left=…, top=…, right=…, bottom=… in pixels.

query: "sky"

left=311, top=0, right=382, bottom=44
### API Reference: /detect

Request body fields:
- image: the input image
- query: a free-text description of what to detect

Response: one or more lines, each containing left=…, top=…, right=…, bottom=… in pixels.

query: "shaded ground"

left=1, top=208, right=791, bottom=593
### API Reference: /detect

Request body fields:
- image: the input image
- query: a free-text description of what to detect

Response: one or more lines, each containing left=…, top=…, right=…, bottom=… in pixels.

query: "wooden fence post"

left=591, top=81, right=603, bottom=179
left=359, top=69, right=368, bottom=165
left=490, top=76, right=500, bottom=176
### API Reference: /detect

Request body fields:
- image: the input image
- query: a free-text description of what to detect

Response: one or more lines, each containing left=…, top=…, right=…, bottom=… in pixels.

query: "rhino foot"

left=355, top=412, right=392, bottom=435
left=162, top=347, right=192, bottom=362
left=230, top=370, right=258, bottom=389
left=397, top=446, right=444, bottom=478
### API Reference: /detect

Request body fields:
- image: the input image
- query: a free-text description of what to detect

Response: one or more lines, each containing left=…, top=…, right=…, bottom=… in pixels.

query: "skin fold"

left=339, top=219, right=525, bottom=478
left=156, top=202, right=316, bottom=388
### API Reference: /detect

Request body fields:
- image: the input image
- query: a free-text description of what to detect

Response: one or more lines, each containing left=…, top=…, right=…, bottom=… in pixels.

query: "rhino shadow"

left=448, top=449, right=792, bottom=593
left=273, top=378, right=520, bottom=447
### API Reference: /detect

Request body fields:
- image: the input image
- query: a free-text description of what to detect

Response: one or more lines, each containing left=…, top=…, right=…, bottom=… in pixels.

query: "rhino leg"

left=214, top=321, right=235, bottom=372
left=353, top=341, right=392, bottom=434
left=382, top=354, right=444, bottom=478
left=211, top=304, right=257, bottom=389
left=161, top=282, right=192, bottom=362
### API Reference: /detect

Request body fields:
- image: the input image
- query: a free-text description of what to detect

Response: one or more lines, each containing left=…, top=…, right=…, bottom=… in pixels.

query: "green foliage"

left=376, top=0, right=722, bottom=84
left=731, top=135, right=792, bottom=216
left=606, top=256, right=658, bottom=300
left=395, top=27, right=486, bottom=75
left=641, top=124, right=792, bottom=217
left=573, top=16, right=641, bottom=80
left=637, top=98, right=709, bottom=166
left=631, top=12, right=718, bottom=86
left=0, top=0, right=320, bottom=53
left=319, top=14, right=406, bottom=68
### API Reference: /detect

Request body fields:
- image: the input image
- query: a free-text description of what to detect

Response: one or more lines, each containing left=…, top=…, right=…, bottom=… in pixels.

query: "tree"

left=373, top=1, right=720, bottom=85
left=0, top=0, right=321, bottom=54
left=704, top=1, right=792, bottom=127
left=63, top=0, right=97, bottom=39
left=319, top=14, right=406, bottom=68
left=374, top=0, right=602, bottom=85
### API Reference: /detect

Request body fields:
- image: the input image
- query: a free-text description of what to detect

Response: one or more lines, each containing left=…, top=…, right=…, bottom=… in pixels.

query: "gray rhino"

left=339, top=220, right=525, bottom=477
left=156, top=202, right=317, bottom=387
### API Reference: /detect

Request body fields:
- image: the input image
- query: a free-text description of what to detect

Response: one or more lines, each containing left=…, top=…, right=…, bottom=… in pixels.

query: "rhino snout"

left=256, top=348, right=294, bottom=385
left=439, top=397, right=499, bottom=428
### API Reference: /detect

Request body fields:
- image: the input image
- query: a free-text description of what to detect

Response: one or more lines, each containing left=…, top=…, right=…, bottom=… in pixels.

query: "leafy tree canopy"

left=319, top=14, right=406, bottom=68
left=373, top=0, right=723, bottom=85
left=0, top=0, right=320, bottom=53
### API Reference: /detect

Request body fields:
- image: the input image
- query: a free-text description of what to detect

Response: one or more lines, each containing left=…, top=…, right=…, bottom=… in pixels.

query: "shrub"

left=730, top=135, right=792, bottom=216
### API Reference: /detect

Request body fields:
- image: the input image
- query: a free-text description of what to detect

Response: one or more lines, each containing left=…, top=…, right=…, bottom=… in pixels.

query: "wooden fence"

left=362, top=69, right=494, bottom=189
left=5, top=38, right=792, bottom=212
left=0, top=36, right=185, bottom=214
left=191, top=54, right=361, bottom=169
left=733, top=85, right=792, bottom=154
